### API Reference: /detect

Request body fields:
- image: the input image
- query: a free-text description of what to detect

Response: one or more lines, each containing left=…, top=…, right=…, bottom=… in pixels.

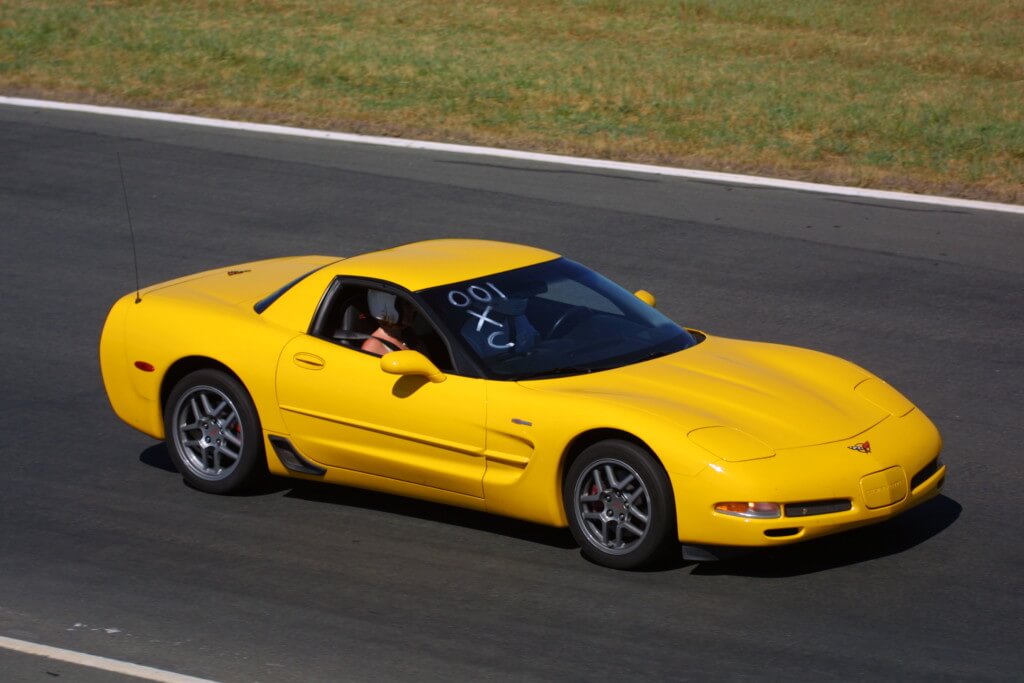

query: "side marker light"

left=134, top=361, right=155, bottom=372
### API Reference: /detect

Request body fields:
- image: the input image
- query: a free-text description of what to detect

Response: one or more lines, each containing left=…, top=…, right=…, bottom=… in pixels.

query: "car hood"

left=519, top=335, right=889, bottom=450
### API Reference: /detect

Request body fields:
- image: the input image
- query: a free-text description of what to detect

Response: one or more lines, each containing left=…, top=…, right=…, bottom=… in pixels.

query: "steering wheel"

left=548, top=306, right=590, bottom=339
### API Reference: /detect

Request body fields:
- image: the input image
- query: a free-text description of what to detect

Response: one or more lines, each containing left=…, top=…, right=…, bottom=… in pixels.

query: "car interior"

left=311, top=282, right=455, bottom=372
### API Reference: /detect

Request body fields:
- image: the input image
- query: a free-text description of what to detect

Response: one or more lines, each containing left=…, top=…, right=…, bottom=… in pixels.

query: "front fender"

left=482, top=380, right=711, bottom=526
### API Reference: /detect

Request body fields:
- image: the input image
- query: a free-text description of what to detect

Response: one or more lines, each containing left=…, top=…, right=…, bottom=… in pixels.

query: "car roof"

left=329, top=239, right=561, bottom=291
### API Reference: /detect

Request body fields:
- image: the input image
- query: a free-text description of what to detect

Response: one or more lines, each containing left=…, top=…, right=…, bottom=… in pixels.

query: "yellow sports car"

left=100, top=239, right=945, bottom=569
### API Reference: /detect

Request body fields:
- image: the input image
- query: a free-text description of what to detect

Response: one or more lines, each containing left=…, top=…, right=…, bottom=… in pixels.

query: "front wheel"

left=563, top=439, right=676, bottom=570
left=163, top=369, right=265, bottom=494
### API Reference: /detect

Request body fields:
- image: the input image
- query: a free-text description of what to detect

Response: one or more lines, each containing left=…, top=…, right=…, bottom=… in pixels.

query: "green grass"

left=2, top=0, right=1022, bottom=202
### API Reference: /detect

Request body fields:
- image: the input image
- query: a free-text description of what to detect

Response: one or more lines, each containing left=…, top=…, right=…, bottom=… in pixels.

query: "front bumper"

left=673, top=408, right=944, bottom=547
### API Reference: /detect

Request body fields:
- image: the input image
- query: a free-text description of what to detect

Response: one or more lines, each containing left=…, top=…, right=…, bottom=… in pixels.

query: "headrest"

left=367, top=290, right=399, bottom=325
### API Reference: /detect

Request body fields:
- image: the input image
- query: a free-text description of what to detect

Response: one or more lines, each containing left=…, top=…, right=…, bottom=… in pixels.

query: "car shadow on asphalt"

left=140, top=444, right=302, bottom=496
left=140, top=443, right=575, bottom=548
left=283, top=479, right=578, bottom=549
left=139, top=444, right=960, bottom=571
left=689, top=494, right=962, bottom=578
left=139, top=444, right=179, bottom=473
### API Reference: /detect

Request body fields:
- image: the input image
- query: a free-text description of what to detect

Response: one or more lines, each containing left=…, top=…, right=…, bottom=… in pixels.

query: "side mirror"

left=634, top=289, right=656, bottom=307
left=380, top=350, right=446, bottom=383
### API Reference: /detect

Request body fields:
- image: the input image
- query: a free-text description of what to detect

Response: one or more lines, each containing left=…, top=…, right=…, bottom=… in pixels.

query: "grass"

left=2, top=0, right=1022, bottom=202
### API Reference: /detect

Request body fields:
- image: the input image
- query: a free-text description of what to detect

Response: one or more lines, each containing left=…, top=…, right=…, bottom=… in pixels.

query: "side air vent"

left=269, top=436, right=326, bottom=476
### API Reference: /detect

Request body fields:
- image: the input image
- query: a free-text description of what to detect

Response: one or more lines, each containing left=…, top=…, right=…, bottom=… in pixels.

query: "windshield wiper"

left=518, top=348, right=674, bottom=380
left=517, top=365, right=596, bottom=380
left=635, top=349, right=673, bottom=363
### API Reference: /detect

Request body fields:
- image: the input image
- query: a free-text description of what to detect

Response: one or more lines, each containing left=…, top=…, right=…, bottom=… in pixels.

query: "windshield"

left=418, top=258, right=697, bottom=379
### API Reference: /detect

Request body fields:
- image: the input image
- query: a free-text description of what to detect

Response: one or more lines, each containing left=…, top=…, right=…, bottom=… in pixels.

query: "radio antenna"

left=116, top=152, right=142, bottom=303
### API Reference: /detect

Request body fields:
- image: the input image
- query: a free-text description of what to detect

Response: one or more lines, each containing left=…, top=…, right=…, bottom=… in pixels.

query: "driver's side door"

left=275, top=334, right=487, bottom=498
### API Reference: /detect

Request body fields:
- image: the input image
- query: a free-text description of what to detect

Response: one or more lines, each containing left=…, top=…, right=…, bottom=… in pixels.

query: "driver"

left=361, top=290, right=421, bottom=356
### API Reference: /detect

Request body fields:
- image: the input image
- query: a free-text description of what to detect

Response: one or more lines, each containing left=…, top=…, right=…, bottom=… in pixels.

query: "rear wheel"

left=564, top=439, right=676, bottom=569
left=163, top=369, right=265, bottom=494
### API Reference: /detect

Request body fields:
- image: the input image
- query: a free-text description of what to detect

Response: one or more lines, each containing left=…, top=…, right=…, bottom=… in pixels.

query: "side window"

left=310, top=283, right=375, bottom=343
left=311, top=282, right=454, bottom=372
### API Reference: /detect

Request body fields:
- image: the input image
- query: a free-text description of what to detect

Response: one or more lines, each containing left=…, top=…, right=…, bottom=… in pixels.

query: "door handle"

left=292, top=352, right=325, bottom=370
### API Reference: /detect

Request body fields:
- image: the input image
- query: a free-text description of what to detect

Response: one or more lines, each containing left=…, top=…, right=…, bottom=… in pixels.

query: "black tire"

left=163, top=369, right=265, bottom=494
left=563, top=439, right=676, bottom=570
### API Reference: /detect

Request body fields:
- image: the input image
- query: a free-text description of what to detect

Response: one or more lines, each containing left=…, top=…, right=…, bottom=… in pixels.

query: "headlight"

left=688, top=426, right=775, bottom=462
left=854, top=378, right=914, bottom=416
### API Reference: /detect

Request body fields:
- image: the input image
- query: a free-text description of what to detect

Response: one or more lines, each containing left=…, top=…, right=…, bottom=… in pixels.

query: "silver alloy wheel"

left=572, top=457, right=651, bottom=555
left=171, top=385, right=245, bottom=481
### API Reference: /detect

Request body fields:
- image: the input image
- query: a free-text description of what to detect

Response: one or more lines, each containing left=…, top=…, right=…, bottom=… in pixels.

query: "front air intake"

left=784, top=499, right=852, bottom=517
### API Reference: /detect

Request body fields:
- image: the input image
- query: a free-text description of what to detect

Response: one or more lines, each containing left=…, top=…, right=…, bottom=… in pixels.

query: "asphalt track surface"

left=1, top=102, right=1022, bottom=682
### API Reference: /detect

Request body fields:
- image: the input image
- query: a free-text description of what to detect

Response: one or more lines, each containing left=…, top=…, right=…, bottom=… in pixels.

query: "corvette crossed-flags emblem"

left=848, top=441, right=872, bottom=453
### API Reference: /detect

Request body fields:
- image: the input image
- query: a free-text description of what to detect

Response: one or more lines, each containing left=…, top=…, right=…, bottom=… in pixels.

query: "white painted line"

left=0, top=635, right=220, bottom=683
left=1, top=95, right=1022, bottom=215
